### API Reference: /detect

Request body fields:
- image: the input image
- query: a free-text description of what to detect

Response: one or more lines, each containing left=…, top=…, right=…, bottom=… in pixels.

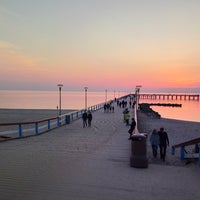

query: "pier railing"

left=171, top=138, right=200, bottom=167
left=0, top=103, right=104, bottom=140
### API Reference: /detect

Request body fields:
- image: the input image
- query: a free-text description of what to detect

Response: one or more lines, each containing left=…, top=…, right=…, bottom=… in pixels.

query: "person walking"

left=124, top=111, right=130, bottom=126
left=150, top=129, right=159, bottom=158
left=128, top=118, right=136, bottom=139
left=82, top=111, right=88, bottom=128
left=158, top=127, right=169, bottom=161
left=87, top=111, right=93, bottom=127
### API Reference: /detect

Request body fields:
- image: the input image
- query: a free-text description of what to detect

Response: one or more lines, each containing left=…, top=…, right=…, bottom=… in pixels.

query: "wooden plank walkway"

left=0, top=103, right=200, bottom=200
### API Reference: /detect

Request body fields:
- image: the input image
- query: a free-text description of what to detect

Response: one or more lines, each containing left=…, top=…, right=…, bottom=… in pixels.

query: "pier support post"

left=180, top=146, right=185, bottom=160
left=18, top=124, right=22, bottom=137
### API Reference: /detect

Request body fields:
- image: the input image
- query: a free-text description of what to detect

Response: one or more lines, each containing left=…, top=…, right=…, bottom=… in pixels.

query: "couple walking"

left=82, top=111, right=93, bottom=128
left=150, top=127, right=169, bottom=161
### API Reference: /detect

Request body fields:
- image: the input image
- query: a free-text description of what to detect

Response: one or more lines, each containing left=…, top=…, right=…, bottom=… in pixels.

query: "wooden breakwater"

left=147, top=103, right=182, bottom=107
left=139, top=93, right=199, bottom=101
left=139, top=103, right=183, bottom=118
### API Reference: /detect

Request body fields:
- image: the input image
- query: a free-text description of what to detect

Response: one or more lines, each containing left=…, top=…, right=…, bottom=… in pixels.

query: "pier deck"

left=0, top=104, right=199, bottom=200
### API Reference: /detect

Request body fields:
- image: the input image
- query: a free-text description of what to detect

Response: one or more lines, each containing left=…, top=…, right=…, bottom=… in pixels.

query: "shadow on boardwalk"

left=0, top=104, right=200, bottom=200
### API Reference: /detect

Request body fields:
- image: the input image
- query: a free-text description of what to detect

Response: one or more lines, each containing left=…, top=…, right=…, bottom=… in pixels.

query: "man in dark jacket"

left=82, top=111, right=88, bottom=128
left=158, top=127, right=169, bottom=161
left=87, top=111, right=92, bottom=127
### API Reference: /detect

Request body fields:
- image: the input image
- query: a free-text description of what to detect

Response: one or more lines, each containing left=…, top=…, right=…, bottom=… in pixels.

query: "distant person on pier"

left=87, top=111, right=93, bottom=127
left=82, top=111, right=88, bottom=128
left=158, top=127, right=169, bottom=161
left=150, top=129, right=159, bottom=158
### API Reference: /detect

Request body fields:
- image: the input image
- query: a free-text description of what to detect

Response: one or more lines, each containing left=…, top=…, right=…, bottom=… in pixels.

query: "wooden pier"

left=139, top=94, right=199, bottom=101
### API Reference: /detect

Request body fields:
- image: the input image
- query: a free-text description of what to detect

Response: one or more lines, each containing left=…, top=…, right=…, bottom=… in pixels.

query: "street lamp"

left=57, top=84, right=63, bottom=116
left=135, top=85, right=142, bottom=110
left=105, top=89, right=107, bottom=103
left=84, top=87, right=88, bottom=110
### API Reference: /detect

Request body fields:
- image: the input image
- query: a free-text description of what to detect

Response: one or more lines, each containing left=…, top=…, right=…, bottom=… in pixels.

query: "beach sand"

left=137, top=111, right=200, bottom=166
left=0, top=109, right=76, bottom=123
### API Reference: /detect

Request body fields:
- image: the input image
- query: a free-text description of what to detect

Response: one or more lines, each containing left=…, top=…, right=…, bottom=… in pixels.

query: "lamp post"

left=135, top=85, right=142, bottom=110
left=105, top=89, right=107, bottom=103
left=57, top=84, right=63, bottom=116
left=84, top=87, right=88, bottom=110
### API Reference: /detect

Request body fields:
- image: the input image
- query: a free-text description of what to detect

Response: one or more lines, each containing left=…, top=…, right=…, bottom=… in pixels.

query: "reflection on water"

left=140, top=99, right=200, bottom=122
left=0, top=90, right=118, bottom=110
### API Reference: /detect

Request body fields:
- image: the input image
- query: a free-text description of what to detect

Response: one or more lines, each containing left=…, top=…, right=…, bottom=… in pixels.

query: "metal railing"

left=0, top=103, right=104, bottom=139
left=171, top=138, right=200, bottom=167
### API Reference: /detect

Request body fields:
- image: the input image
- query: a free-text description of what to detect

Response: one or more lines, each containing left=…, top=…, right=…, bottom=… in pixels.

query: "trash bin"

left=130, top=133, right=148, bottom=168
left=65, top=115, right=70, bottom=124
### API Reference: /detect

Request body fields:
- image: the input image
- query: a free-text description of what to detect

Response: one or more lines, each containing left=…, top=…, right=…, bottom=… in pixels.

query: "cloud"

left=0, top=40, right=42, bottom=68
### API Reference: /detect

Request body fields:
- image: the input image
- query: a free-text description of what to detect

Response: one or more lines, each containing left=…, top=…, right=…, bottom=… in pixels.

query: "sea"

left=0, top=90, right=199, bottom=123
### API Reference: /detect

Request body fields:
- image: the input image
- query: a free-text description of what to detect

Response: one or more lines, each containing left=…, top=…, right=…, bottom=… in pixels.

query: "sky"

left=0, top=0, right=200, bottom=92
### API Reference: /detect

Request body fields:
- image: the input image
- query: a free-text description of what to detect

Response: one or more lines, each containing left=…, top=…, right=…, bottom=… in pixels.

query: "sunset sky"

left=0, top=0, right=200, bottom=92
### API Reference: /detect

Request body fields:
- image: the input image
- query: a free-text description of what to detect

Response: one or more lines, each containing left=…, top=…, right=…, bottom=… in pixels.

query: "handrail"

left=0, top=102, right=104, bottom=139
left=171, top=137, right=200, bottom=167
left=172, top=137, right=200, bottom=148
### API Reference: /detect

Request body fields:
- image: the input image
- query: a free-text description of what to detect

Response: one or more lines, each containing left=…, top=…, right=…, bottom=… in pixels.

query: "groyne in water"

left=139, top=103, right=182, bottom=118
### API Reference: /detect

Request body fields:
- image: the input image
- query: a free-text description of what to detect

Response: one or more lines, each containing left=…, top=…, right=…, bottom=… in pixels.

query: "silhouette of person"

left=150, top=129, right=159, bottom=158
left=158, top=127, right=169, bottom=161
left=82, top=111, right=88, bottom=128
left=87, top=111, right=92, bottom=127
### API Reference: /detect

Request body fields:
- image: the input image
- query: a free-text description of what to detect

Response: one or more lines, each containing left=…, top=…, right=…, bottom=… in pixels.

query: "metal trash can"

left=65, top=115, right=70, bottom=124
left=130, top=133, right=148, bottom=168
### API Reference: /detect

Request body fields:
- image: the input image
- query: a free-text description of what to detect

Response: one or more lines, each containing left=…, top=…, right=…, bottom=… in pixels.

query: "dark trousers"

left=159, top=145, right=167, bottom=161
left=152, top=145, right=158, bottom=158
left=83, top=119, right=87, bottom=128
left=88, top=120, right=92, bottom=127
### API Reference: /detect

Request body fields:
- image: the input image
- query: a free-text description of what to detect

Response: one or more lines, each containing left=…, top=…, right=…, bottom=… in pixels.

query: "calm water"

left=0, top=90, right=199, bottom=122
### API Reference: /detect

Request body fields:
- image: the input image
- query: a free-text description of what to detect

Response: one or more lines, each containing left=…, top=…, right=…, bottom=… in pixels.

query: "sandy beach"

left=0, top=109, right=76, bottom=123
left=137, top=111, right=200, bottom=166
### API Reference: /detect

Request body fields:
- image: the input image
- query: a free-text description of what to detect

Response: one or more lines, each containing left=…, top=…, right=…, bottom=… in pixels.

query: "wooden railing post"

left=171, top=146, right=175, bottom=155
left=48, top=120, right=50, bottom=129
left=18, top=124, right=22, bottom=137
left=57, top=117, right=60, bottom=127
left=76, top=112, right=78, bottom=119
left=180, top=146, right=185, bottom=160
left=35, top=122, right=38, bottom=134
